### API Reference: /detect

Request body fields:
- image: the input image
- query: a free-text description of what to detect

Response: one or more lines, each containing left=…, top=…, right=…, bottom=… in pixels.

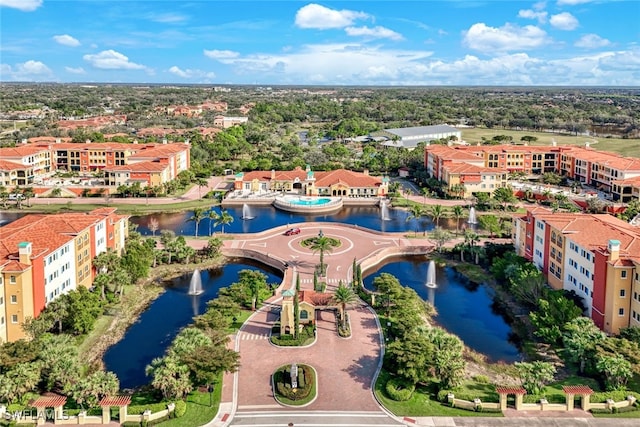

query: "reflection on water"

left=363, top=257, right=521, bottom=363
left=103, top=261, right=282, bottom=389
left=131, top=205, right=443, bottom=235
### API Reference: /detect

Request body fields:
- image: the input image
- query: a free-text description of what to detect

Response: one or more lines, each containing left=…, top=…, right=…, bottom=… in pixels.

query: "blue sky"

left=1, top=1, right=638, bottom=85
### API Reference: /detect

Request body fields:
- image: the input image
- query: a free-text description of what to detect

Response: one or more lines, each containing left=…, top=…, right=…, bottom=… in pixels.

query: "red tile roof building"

left=0, top=208, right=128, bottom=343
left=234, top=167, right=389, bottom=197
left=513, top=207, right=640, bottom=334
left=426, top=144, right=640, bottom=201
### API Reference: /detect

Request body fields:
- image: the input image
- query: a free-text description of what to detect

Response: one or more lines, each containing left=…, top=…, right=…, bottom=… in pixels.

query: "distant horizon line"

left=1, top=82, right=639, bottom=89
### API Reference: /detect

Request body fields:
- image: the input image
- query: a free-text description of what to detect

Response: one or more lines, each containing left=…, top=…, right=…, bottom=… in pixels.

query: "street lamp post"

left=208, top=384, right=215, bottom=407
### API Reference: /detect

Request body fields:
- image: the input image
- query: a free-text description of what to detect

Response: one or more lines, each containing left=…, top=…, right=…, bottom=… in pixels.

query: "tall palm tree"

left=421, top=187, right=430, bottom=205
left=196, top=178, right=209, bottom=199
left=214, top=209, right=234, bottom=234
left=452, top=205, right=464, bottom=235
left=429, top=204, right=445, bottom=228
left=332, top=282, right=357, bottom=330
left=188, top=207, right=207, bottom=237
left=406, top=204, right=425, bottom=236
left=310, top=235, right=335, bottom=276
left=208, top=209, right=218, bottom=236
left=22, top=187, right=34, bottom=207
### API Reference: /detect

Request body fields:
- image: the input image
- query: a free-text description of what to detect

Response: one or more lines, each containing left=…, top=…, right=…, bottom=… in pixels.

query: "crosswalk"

left=238, top=332, right=270, bottom=341
left=230, top=410, right=404, bottom=426
left=300, top=278, right=350, bottom=284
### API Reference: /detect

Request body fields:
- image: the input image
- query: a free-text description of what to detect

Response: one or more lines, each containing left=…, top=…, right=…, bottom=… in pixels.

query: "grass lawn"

left=460, top=127, right=640, bottom=158
left=17, top=198, right=218, bottom=215
left=374, top=371, right=503, bottom=417
left=593, top=410, right=640, bottom=418
left=158, top=387, right=221, bottom=427
left=273, top=365, right=317, bottom=406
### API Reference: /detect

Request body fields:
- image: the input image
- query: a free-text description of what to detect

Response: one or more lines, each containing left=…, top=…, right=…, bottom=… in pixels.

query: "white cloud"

left=204, top=49, right=240, bottom=60
left=0, top=60, right=53, bottom=81
left=147, top=13, right=188, bottom=23
left=463, top=23, right=551, bottom=53
left=0, top=0, right=42, bottom=11
left=345, top=26, right=403, bottom=41
left=550, top=12, right=579, bottom=30
left=294, top=3, right=368, bottom=29
left=575, top=34, right=611, bottom=49
left=168, top=66, right=215, bottom=80
left=557, top=0, right=594, bottom=5
left=53, top=34, right=81, bottom=47
left=83, top=50, right=146, bottom=70
left=65, top=66, right=86, bottom=74
left=518, top=9, right=548, bottom=23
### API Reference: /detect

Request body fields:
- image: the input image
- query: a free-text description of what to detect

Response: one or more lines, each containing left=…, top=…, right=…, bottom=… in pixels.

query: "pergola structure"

left=30, top=393, right=67, bottom=425
left=562, top=385, right=594, bottom=411
left=99, top=395, right=132, bottom=424
left=495, top=386, right=527, bottom=411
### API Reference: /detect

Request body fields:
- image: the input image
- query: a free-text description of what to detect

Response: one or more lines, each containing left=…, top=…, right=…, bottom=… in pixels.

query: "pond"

left=130, top=205, right=472, bottom=235
left=363, top=257, right=521, bottom=363
left=103, top=260, right=283, bottom=389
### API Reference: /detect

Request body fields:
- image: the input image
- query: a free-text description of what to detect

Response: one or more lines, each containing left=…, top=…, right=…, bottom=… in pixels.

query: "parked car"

left=284, top=228, right=301, bottom=236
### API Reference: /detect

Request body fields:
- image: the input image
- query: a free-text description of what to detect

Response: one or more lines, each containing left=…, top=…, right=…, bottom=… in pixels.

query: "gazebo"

left=562, top=385, right=593, bottom=411
left=495, top=386, right=527, bottom=411
left=99, top=395, right=132, bottom=424
left=30, top=393, right=67, bottom=425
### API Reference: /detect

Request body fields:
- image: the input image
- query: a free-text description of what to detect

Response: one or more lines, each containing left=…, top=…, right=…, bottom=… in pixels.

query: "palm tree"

left=452, top=205, right=464, bottom=235
left=214, top=209, right=234, bottom=234
left=188, top=207, right=207, bottom=237
left=196, top=178, right=209, bottom=199
left=310, top=235, right=335, bottom=276
left=22, top=187, right=34, bottom=207
left=421, top=187, right=430, bottom=205
left=208, top=209, right=218, bottom=236
left=332, top=282, right=357, bottom=330
left=406, top=204, right=425, bottom=236
left=429, top=204, right=445, bottom=228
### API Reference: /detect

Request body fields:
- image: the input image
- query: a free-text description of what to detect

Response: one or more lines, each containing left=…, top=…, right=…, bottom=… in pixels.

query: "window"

left=621, top=270, right=627, bottom=279
left=620, top=289, right=626, bottom=297
left=0, top=316, right=4, bottom=325
left=619, top=308, right=625, bottom=316
left=11, top=315, right=18, bottom=324
left=0, top=296, right=3, bottom=305
left=10, top=295, right=17, bottom=304
left=9, top=275, right=16, bottom=284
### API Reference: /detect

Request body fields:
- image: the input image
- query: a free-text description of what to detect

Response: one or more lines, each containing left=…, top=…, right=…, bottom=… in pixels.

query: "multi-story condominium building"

left=213, top=115, right=249, bottom=128
left=513, top=207, right=640, bottom=334
left=0, top=145, right=52, bottom=186
left=425, top=144, right=640, bottom=202
left=0, top=141, right=190, bottom=189
left=234, top=167, right=389, bottom=198
left=0, top=208, right=128, bottom=343
left=424, top=145, right=508, bottom=197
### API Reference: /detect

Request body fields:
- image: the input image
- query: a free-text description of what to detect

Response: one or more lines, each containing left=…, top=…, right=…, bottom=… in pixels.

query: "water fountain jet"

left=188, top=269, right=204, bottom=295
left=380, top=201, right=391, bottom=221
left=426, top=260, right=437, bottom=289
left=468, top=207, right=477, bottom=225
left=242, top=204, right=255, bottom=220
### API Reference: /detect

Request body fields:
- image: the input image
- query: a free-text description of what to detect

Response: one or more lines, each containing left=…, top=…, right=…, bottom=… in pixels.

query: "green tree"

left=562, top=317, right=605, bottom=374
left=196, top=177, right=209, bottom=199
left=492, top=186, right=517, bottom=211
left=384, top=335, right=431, bottom=385
left=429, top=204, right=445, bottom=228
left=170, top=327, right=212, bottom=359
left=425, top=327, right=466, bottom=389
left=406, top=204, right=425, bottom=235
left=181, top=343, right=240, bottom=387
left=530, top=291, right=582, bottom=345
left=64, top=287, right=103, bottom=334
left=332, top=282, right=357, bottom=330
left=596, top=354, right=633, bottom=391
left=39, top=334, right=81, bottom=393
left=146, top=356, right=192, bottom=400
left=73, top=371, right=119, bottom=409
left=515, top=361, right=556, bottom=395
left=309, top=235, right=336, bottom=276
left=430, top=227, right=453, bottom=252
left=508, top=266, right=548, bottom=308
left=1, top=362, right=41, bottom=404
left=478, top=214, right=502, bottom=238
left=188, top=207, right=207, bottom=238
left=452, top=205, right=464, bottom=235
left=294, top=274, right=301, bottom=338
left=214, top=209, right=234, bottom=234
left=236, top=269, right=269, bottom=311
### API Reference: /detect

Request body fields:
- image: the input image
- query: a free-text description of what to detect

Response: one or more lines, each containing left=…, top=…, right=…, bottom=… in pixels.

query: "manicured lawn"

left=158, top=385, right=222, bottom=426
left=15, top=198, right=218, bottom=215
left=592, top=410, right=640, bottom=418
left=374, top=371, right=503, bottom=417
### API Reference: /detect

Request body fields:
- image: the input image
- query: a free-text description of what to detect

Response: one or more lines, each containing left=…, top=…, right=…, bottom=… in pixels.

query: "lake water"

left=130, top=205, right=470, bottom=235
left=103, top=261, right=283, bottom=389
left=363, top=257, right=521, bottom=363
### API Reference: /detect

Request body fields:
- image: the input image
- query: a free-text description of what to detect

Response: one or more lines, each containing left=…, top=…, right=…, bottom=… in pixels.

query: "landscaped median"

left=272, top=364, right=317, bottom=407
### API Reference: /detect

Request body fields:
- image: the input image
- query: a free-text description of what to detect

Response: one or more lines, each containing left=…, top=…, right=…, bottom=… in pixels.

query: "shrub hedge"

left=274, top=364, right=314, bottom=401
left=174, top=400, right=187, bottom=418
left=385, top=377, right=415, bottom=401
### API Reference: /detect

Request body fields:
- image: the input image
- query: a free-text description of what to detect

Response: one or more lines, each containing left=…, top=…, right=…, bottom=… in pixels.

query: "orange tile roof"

left=128, top=143, right=189, bottom=159
left=299, top=290, right=332, bottom=306
left=0, top=145, right=49, bottom=158
left=314, top=169, right=382, bottom=187
left=99, top=396, right=132, bottom=407
left=31, top=393, right=67, bottom=408
left=0, top=159, right=28, bottom=171
left=426, top=145, right=483, bottom=161
left=562, top=385, right=593, bottom=395
left=106, top=160, right=169, bottom=173
left=495, top=386, right=526, bottom=395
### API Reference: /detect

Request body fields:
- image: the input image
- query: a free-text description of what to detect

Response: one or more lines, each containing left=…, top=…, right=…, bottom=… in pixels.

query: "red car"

left=284, top=228, right=301, bottom=236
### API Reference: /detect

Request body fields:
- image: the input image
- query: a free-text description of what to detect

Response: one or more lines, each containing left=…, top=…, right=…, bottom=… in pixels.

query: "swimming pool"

left=273, top=195, right=343, bottom=213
